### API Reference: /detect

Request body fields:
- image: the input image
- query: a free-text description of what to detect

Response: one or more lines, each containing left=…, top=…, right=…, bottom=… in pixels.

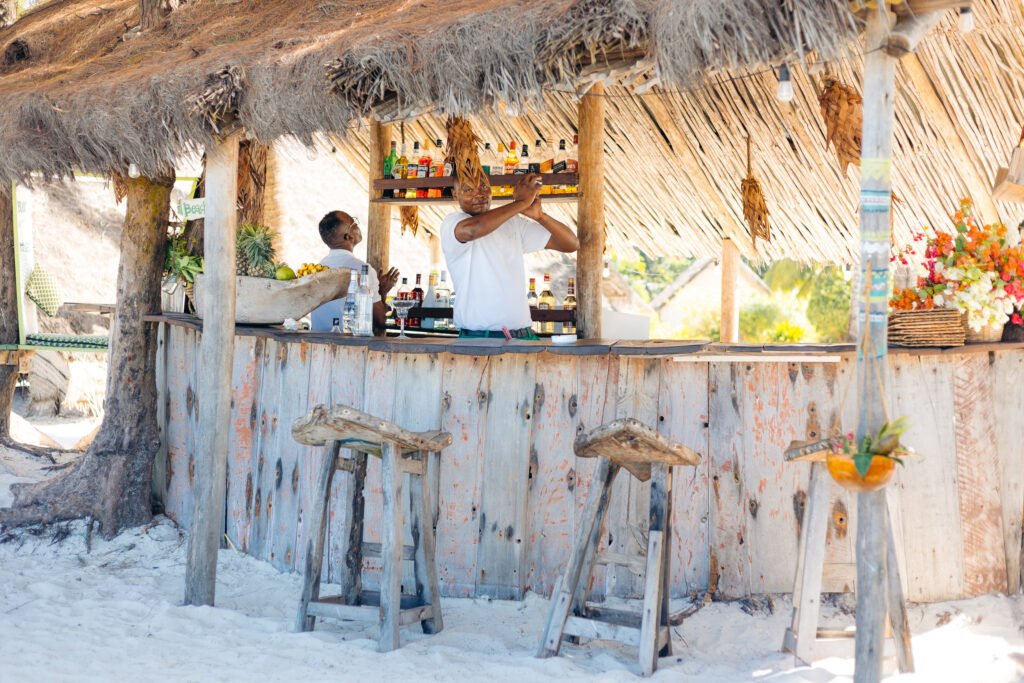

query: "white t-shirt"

left=309, top=249, right=381, bottom=332
left=441, top=212, right=551, bottom=331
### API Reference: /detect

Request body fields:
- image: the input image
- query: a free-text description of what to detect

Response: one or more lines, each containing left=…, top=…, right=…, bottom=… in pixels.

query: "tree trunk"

left=0, top=175, right=174, bottom=537
left=140, top=0, right=174, bottom=31
left=0, top=189, right=17, bottom=440
left=1, top=0, right=16, bottom=27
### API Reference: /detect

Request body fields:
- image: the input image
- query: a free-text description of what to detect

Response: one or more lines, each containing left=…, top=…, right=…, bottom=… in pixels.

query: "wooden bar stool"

left=291, top=404, right=452, bottom=652
left=538, top=419, right=701, bottom=676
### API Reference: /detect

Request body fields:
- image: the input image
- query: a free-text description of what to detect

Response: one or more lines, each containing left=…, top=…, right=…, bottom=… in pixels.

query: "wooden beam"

left=900, top=54, right=1000, bottom=224
left=184, top=132, right=240, bottom=607
left=367, top=120, right=392, bottom=277
left=720, top=238, right=740, bottom=343
left=854, top=12, right=897, bottom=682
left=884, top=11, right=946, bottom=57
left=577, top=83, right=606, bottom=339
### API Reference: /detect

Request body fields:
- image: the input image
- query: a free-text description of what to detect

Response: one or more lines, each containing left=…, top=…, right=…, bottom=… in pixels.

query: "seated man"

left=309, top=211, right=399, bottom=334
left=441, top=173, right=579, bottom=338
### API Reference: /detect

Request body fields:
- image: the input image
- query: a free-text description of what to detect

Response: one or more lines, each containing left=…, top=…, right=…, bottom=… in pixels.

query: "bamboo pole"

left=720, top=238, right=740, bottom=343
left=185, top=132, right=240, bottom=607
left=367, top=120, right=393, bottom=276
left=854, top=11, right=896, bottom=682
left=577, top=83, right=606, bottom=339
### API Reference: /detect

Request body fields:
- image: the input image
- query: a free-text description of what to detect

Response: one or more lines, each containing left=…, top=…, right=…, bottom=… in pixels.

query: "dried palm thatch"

left=740, top=137, right=769, bottom=248
left=400, top=206, right=419, bottom=236
left=445, top=116, right=487, bottom=191
left=819, top=78, right=863, bottom=174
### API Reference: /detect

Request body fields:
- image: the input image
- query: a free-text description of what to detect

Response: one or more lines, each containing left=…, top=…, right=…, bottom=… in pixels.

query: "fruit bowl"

left=193, top=268, right=352, bottom=325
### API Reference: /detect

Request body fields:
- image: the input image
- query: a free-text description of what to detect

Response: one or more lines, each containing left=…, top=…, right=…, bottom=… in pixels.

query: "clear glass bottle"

left=435, top=271, right=452, bottom=330
left=355, top=265, right=374, bottom=336
left=422, top=270, right=439, bottom=330
left=342, top=275, right=358, bottom=335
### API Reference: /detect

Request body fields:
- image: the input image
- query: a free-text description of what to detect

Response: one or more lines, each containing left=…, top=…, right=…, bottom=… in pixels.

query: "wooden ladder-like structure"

left=783, top=447, right=914, bottom=673
left=538, top=419, right=701, bottom=676
left=291, top=404, right=452, bottom=652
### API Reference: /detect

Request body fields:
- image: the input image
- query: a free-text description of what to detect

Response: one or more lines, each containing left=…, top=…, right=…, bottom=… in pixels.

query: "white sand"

left=1, top=453, right=1023, bottom=682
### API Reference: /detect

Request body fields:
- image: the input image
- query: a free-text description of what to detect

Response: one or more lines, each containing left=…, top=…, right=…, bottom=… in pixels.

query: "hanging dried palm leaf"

left=110, top=171, right=128, bottom=204
left=819, top=78, right=863, bottom=174
left=741, top=137, right=770, bottom=248
left=400, top=206, right=419, bottom=236
left=444, top=116, right=488, bottom=191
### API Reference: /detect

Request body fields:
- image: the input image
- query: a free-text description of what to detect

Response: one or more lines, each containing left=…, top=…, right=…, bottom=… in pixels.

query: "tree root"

left=0, top=436, right=59, bottom=464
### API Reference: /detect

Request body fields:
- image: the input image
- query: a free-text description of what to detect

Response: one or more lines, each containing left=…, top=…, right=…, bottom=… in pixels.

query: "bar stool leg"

left=295, top=441, right=340, bottom=633
left=885, top=506, right=914, bottom=673
left=538, top=458, right=619, bottom=658
left=410, top=452, right=444, bottom=634
left=339, top=451, right=368, bottom=606
left=657, top=465, right=674, bottom=658
left=379, top=441, right=405, bottom=652
left=639, top=463, right=671, bottom=675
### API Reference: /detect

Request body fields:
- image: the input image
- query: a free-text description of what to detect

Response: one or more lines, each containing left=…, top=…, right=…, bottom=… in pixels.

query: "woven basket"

left=888, top=309, right=965, bottom=347
left=961, top=312, right=1006, bottom=343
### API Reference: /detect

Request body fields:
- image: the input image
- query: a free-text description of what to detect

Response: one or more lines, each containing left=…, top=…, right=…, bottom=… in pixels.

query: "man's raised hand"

left=513, top=173, right=543, bottom=206
left=379, top=267, right=400, bottom=296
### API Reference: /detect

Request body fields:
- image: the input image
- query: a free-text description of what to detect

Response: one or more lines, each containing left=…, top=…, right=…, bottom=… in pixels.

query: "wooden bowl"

left=193, top=268, right=352, bottom=325
left=825, top=453, right=896, bottom=493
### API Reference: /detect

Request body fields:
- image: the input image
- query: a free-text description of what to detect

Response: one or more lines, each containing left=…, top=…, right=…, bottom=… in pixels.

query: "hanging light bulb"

left=127, top=163, right=141, bottom=179
left=776, top=64, right=794, bottom=103
left=959, top=7, right=974, bottom=33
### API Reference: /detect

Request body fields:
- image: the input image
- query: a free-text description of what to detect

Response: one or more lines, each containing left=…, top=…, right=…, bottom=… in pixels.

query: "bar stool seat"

left=538, top=418, right=700, bottom=676
left=292, top=404, right=452, bottom=652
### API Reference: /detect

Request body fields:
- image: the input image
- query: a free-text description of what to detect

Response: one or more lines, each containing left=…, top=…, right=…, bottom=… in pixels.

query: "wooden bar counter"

left=150, top=313, right=1024, bottom=603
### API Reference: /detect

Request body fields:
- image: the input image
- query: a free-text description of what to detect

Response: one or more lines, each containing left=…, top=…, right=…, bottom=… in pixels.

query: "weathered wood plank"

left=379, top=440, right=405, bottom=652
left=526, top=354, right=580, bottom=595
left=295, top=441, right=339, bottom=633
left=152, top=323, right=169, bottom=511
left=249, top=339, right=283, bottom=561
left=436, top=355, right=490, bottom=597
left=298, top=344, right=336, bottom=581
left=475, top=354, right=537, bottom=600
left=224, top=336, right=261, bottom=552
left=657, top=359, right=710, bottom=596
left=993, top=351, right=1024, bottom=593
left=952, top=353, right=1007, bottom=596
left=162, top=325, right=193, bottom=525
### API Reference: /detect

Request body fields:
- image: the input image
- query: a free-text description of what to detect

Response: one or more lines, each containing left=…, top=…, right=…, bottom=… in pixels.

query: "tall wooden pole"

left=185, top=133, right=240, bottom=607
left=720, top=238, right=740, bottom=343
left=577, top=82, right=606, bottom=339
left=855, top=10, right=896, bottom=682
left=367, top=120, right=393, bottom=276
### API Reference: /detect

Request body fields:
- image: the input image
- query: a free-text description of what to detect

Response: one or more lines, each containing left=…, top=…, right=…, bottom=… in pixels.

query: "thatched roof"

left=1, top=1, right=1022, bottom=263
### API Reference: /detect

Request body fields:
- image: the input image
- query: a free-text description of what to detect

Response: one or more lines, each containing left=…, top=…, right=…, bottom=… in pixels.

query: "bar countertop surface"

left=145, top=313, right=1024, bottom=358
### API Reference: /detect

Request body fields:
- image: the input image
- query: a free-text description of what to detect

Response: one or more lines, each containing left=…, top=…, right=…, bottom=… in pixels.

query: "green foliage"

left=806, top=265, right=851, bottom=342
left=740, top=301, right=782, bottom=340
left=165, top=237, right=204, bottom=285
left=614, top=252, right=695, bottom=301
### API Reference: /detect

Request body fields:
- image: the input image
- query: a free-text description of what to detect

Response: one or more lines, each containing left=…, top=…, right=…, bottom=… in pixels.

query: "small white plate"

left=551, top=334, right=578, bottom=345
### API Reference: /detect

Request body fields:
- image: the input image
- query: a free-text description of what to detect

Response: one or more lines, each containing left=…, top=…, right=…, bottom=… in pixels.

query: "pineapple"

left=236, top=223, right=278, bottom=278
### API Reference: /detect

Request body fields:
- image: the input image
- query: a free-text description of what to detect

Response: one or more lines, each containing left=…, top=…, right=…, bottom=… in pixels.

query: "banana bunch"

left=296, top=263, right=329, bottom=277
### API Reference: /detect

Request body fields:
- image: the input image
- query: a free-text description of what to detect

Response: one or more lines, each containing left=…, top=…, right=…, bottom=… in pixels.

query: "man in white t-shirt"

left=441, top=173, right=579, bottom=338
left=309, top=211, right=399, bottom=334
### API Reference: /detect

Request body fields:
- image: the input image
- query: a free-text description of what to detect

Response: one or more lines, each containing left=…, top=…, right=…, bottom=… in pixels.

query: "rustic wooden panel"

left=604, top=356, right=662, bottom=598
left=437, top=354, right=490, bottom=597
left=153, top=324, right=169, bottom=511
left=325, top=345, right=368, bottom=584
left=358, top=350, right=399, bottom=592
left=224, top=336, right=262, bottom=552
left=708, top=362, right=750, bottom=598
left=890, top=354, right=964, bottom=601
left=953, top=353, right=1008, bottom=596
left=524, top=353, right=579, bottom=595
left=249, top=339, right=283, bottom=561
left=163, top=325, right=194, bottom=525
left=657, top=359, right=711, bottom=597
left=475, top=354, right=537, bottom=599
left=993, top=351, right=1024, bottom=594
left=572, top=354, right=619, bottom=600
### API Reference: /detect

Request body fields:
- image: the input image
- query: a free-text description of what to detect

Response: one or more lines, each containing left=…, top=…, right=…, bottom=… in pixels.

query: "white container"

left=193, top=268, right=352, bottom=325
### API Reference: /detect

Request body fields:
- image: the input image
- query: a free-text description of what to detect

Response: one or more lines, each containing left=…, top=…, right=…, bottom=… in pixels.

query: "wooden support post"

left=577, top=83, right=606, bottom=339
left=721, top=238, right=740, bottom=343
left=379, top=441, right=404, bottom=652
left=367, top=120, right=393, bottom=277
left=184, top=133, right=240, bottom=607
left=855, top=11, right=897, bottom=682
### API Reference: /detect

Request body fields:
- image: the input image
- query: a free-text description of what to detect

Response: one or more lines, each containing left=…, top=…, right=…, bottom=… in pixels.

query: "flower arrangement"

left=890, top=199, right=1024, bottom=333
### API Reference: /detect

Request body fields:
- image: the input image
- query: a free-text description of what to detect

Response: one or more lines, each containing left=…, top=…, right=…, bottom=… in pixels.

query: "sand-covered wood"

left=292, top=403, right=452, bottom=453
left=574, top=418, right=700, bottom=482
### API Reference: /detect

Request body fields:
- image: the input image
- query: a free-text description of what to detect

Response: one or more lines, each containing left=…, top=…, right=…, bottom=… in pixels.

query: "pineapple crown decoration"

left=236, top=223, right=279, bottom=277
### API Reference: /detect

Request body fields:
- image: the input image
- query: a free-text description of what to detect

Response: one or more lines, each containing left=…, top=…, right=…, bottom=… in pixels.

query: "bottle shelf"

left=373, top=172, right=578, bottom=191
left=398, top=307, right=576, bottom=323
left=372, top=194, right=579, bottom=205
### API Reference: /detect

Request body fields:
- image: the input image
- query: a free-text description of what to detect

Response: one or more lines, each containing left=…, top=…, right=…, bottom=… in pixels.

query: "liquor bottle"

left=355, top=265, right=374, bottom=337
left=504, top=141, right=519, bottom=175
left=330, top=317, right=342, bottom=334
left=537, top=139, right=551, bottom=173
left=394, top=143, right=409, bottom=183
left=553, top=139, right=568, bottom=193
left=566, top=135, right=579, bottom=194
left=397, top=277, right=410, bottom=301
left=493, top=143, right=510, bottom=196
left=421, top=270, right=439, bottom=330
left=482, top=142, right=493, bottom=175
left=517, top=144, right=530, bottom=174
left=416, top=141, right=431, bottom=198
left=562, top=277, right=577, bottom=334
left=448, top=288, right=456, bottom=329
left=342, top=276, right=359, bottom=335
left=405, top=142, right=421, bottom=199
left=528, top=140, right=542, bottom=174
left=410, top=273, right=425, bottom=328
left=435, top=271, right=452, bottom=330
left=538, top=273, right=555, bottom=334
left=527, top=277, right=539, bottom=333
left=383, top=141, right=397, bottom=198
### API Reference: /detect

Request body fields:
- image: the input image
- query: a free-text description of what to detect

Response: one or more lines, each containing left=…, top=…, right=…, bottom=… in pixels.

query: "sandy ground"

left=1, top=447, right=1023, bottom=683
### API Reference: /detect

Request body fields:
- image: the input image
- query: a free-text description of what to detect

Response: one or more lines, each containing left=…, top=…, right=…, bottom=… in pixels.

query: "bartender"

left=441, top=173, right=579, bottom=338
left=309, top=210, right=399, bottom=335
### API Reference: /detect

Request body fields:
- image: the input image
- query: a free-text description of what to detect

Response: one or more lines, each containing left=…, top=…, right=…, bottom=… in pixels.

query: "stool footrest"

left=308, top=594, right=437, bottom=628
left=563, top=616, right=670, bottom=651
left=362, top=542, right=416, bottom=561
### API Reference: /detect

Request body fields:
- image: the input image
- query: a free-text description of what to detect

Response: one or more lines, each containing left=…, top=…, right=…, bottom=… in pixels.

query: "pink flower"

left=1013, top=313, right=1023, bottom=326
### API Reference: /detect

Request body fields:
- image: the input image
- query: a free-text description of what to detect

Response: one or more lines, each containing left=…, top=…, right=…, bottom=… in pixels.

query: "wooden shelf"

left=373, top=172, right=578, bottom=191
left=399, top=307, right=576, bottom=323
left=373, top=194, right=579, bottom=205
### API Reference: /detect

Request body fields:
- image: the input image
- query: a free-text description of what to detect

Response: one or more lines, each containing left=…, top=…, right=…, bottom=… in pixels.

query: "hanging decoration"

left=740, top=137, right=770, bottom=248
left=818, top=78, right=863, bottom=174
left=400, top=206, right=419, bottom=236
